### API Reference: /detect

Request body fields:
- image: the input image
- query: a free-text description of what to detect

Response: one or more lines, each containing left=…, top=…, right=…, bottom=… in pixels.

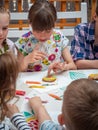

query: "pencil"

left=48, top=93, right=62, bottom=100
left=26, top=81, right=41, bottom=84
left=29, top=85, right=45, bottom=88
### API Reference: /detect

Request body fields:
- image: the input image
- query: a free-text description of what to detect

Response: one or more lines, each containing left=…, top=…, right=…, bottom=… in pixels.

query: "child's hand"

left=29, top=96, right=51, bottom=124
left=25, top=50, right=46, bottom=63
left=48, top=61, right=67, bottom=76
left=22, top=50, right=46, bottom=70
left=29, top=45, right=47, bottom=62
left=31, top=49, right=46, bottom=62
left=6, top=104, right=20, bottom=118
left=29, top=96, right=43, bottom=117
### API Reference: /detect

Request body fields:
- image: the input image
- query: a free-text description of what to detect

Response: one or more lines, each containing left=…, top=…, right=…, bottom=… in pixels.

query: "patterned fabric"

left=15, top=29, right=69, bottom=72
left=70, top=21, right=98, bottom=61
left=0, top=113, right=31, bottom=130
left=40, top=120, right=65, bottom=130
left=0, top=39, right=17, bottom=56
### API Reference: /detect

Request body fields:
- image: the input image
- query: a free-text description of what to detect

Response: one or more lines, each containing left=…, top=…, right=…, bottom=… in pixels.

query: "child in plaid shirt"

left=70, top=6, right=98, bottom=69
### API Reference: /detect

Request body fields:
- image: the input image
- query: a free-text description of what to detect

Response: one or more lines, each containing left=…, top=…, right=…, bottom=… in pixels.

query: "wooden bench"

left=8, top=2, right=87, bottom=38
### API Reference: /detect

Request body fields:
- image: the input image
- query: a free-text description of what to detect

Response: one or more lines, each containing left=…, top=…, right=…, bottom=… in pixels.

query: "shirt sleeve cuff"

left=11, top=113, right=30, bottom=130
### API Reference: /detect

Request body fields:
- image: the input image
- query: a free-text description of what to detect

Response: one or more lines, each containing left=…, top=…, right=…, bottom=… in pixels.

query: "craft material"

left=48, top=93, right=62, bottom=100
left=29, top=85, right=45, bottom=88
left=69, top=71, right=86, bottom=80
left=42, top=75, right=56, bottom=82
left=16, top=90, right=26, bottom=96
left=26, top=81, right=41, bottom=84
left=88, top=73, right=98, bottom=80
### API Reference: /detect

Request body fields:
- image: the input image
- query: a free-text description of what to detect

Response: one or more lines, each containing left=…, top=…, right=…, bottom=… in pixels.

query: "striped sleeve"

left=11, top=113, right=31, bottom=130
left=0, top=123, right=11, bottom=130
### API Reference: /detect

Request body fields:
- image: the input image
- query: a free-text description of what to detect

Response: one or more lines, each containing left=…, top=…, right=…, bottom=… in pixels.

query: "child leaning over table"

left=0, top=6, right=17, bottom=56
left=29, top=79, right=98, bottom=130
left=15, top=0, right=76, bottom=74
left=0, top=52, right=31, bottom=130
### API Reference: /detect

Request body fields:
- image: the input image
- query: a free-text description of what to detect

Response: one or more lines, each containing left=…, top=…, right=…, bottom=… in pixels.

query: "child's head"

left=0, top=6, right=10, bottom=45
left=59, top=79, right=98, bottom=130
left=28, top=0, right=57, bottom=42
left=0, top=52, right=19, bottom=121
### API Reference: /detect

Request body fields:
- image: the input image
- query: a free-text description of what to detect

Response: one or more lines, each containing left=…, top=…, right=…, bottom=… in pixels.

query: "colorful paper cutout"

left=69, top=72, right=86, bottom=80
left=23, top=111, right=39, bottom=130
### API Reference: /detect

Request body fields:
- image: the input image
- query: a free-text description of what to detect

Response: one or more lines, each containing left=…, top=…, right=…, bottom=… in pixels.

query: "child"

left=0, top=52, right=31, bottom=130
left=70, top=6, right=98, bottom=69
left=15, top=0, right=76, bottom=74
left=29, top=79, right=98, bottom=130
left=0, top=6, right=17, bottom=55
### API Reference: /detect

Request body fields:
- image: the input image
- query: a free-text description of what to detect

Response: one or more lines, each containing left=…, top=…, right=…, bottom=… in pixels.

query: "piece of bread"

left=88, top=74, right=98, bottom=80
left=42, top=75, right=56, bottom=82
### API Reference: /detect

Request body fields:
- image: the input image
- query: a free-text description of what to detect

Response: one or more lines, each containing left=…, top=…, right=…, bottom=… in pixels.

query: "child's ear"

left=92, top=12, right=97, bottom=21
left=58, top=113, right=65, bottom=125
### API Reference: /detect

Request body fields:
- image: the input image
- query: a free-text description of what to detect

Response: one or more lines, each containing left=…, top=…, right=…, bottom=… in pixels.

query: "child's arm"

left=62, top=47, right=77, bottom=70
left=6, top=104, right=31, bottom=130
left=48, top=47, right=76, bottom=75
left=17, top=49, right=46, bottom=72
left=75, top=59, right=98, bottom=69
left=29, top=96, right=51, bottom=126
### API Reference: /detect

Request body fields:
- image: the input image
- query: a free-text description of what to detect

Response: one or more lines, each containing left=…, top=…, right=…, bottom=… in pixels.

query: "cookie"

left=88, top=74, right=98, bottom=80
left=42, top=75, right=56, bottom=82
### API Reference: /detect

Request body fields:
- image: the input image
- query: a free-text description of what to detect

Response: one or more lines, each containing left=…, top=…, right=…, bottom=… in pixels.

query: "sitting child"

left=0, top=52, right=31, bottom=130
left=29, top=78, right=98, bottom=130
left=0, top=6, right=17, bottom=56
left=15, top=0, right=76, bottom=74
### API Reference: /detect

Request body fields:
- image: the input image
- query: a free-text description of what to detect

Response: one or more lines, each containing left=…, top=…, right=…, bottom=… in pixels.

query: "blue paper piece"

left=69, top=72, right=86, bottom=80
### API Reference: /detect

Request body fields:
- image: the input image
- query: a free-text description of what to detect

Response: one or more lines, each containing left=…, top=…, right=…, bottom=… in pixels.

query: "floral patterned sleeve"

left=15, top=31, right=38, bottom=56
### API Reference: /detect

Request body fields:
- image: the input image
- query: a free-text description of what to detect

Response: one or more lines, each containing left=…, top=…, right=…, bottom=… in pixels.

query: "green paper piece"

left=69, top=72, right=86, bottom=80
left=24, top=111, right=32, bottom=117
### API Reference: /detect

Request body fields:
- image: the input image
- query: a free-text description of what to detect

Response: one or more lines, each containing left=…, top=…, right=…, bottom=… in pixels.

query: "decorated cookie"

left=88, top=74, right=98, bottom=80
left=42, top=75, right=56, bottom=82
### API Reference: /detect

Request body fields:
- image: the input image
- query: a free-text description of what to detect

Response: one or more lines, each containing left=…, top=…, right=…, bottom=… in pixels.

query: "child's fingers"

left=47, top=67, right=51, bottom=76
left=32, top=50, right=47, bottom=59
left=37, top=51, right=47, bottom=59
left=6, top=104, right=20, bottom=118
left=47, top=62, right=60, bottom=75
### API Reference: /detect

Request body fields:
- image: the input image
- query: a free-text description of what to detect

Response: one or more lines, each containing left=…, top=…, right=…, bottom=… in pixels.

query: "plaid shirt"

left=70, top=21, right=98, bottom=61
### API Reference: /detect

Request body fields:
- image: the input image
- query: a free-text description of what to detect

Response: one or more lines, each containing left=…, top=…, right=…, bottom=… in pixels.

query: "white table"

left=14, top=69, right=98, bottom=123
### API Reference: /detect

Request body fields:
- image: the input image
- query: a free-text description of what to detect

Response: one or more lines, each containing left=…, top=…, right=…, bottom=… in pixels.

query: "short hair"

left=63, top=78, right=98, bottom=130
left=0, top=52, right=19, bottom=121
left=28, top=0, right=57, bottom=31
